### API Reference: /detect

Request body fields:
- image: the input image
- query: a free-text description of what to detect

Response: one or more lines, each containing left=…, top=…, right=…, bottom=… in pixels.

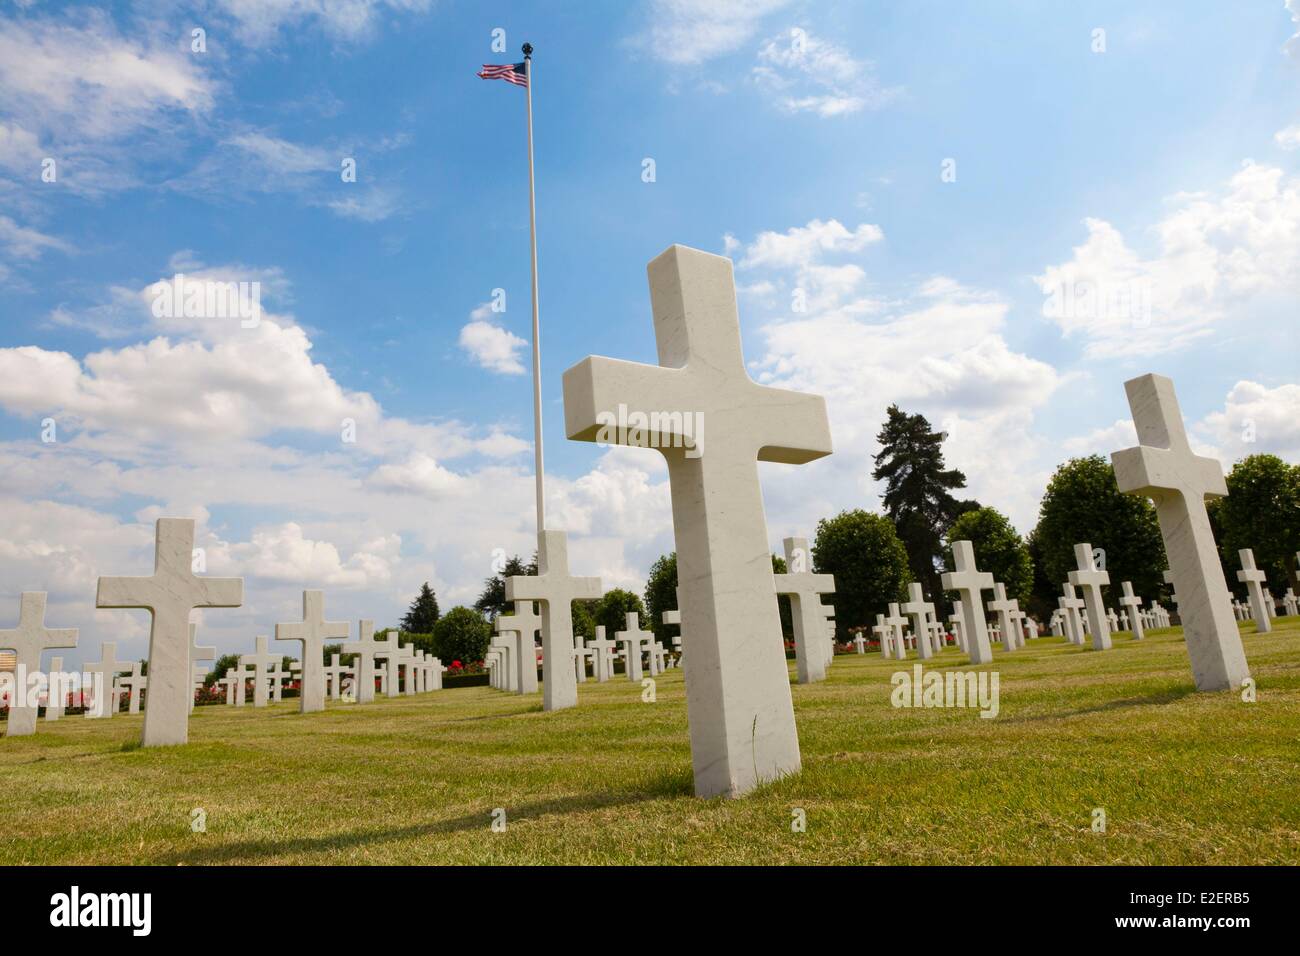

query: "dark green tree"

left=400, top=582, right=441, bottom=634
left=431, top=606, right=492, bottom=665
left=571, top=599, right=597, bottom=643
left=872, top=405, right=977, bottom=600
left=810, top=509, right=912, bottom=636
left=593, top=589, right=646, bottom=635
left=772, top=554, right=793, bottom=642
left=644, top=552, right=678, bottom=644
left=204, top=653, right=239, bottom=688
left=944, top=506, right=1033, bottom=605
left=1032, top=455, right=1166, bottom=603
left=474, top=554, right=537, bottom=620
left=1209, top=454, right=1300, bottom=594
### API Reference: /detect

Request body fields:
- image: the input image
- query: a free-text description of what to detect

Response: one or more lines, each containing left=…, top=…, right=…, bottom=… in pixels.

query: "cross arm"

left=754, top=385, right=832, bottom=465
left=562, top=356, right=685, bottom=443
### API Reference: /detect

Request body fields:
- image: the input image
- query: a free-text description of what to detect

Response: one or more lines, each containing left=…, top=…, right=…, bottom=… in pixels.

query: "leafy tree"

left=872, top=405, right=977, bottom=600
left=401, top=582, right=441, bottom=634
left=1032, top=455, right=1166, bottom=603
left=571, top=599, right=597, bottom=643
left=594, top=589, right=646, bottom=635
left=322, top=643, right=343, bottom=664
left=644, top=552, right=678, bottom=643
left=1024, top=526, right=1058, bottom=623
left=944, top=506, right=1033, bottom=605
left=1209, top=454, right=1300, bottom=594
left=772, top=554, right=793, bottom=641
left=474, top=554, right=537, bottom=620
left=431, top=606, right=492, bottom=665
left=810, top=509, right=912, bottom=636
left=204, top=654, right=239, bottom=688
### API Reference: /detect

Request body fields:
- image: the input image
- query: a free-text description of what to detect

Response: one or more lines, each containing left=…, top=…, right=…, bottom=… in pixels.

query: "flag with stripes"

left=477, top=62, right=528, bottom=88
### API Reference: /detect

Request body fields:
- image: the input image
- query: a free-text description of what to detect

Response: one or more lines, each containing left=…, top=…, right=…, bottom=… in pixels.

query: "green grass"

left=3, top=619, right=1298, bottom=865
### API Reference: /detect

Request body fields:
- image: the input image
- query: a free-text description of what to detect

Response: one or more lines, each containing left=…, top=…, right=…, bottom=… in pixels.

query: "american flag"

left=477, top=62, right=528, bottom=88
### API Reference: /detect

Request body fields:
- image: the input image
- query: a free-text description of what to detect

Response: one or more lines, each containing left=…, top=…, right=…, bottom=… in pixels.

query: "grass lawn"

left=3, top=619, right=1297, bottom=865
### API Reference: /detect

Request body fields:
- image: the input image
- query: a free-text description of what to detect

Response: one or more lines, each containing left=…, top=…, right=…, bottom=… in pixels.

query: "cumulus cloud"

left=1199, top=380, right=1300, bottom=463
left=1276, top=124, right=1300, bottom=150
left=1035, top=162, right=1300, bottom=358
left=636, top=0, right=792, bottom=65
left=458, top=304, right=528, bottom=375
left=215, top=0, right=433, bottom=47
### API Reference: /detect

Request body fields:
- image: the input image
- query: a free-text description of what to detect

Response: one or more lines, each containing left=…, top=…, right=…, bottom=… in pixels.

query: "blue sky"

left=1, top=0, right=1298, bottom=665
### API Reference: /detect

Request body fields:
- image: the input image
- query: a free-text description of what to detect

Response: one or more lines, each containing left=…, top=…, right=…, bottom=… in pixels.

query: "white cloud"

left=0, top=214, right=70, bottom=260
left=1062, top=419, right=1138, bottom=457
left=1286, top=0, right=1300, bottom=59
left=1199, top=380, right=1300, bottom=463
left=458, top=305, right=528, bottom=375
left=637, top=0, right=791, bottom=64
left=216, top=0, right=433, bottom=47
left=740, top=218, right=883, bottom=270
left=1275, top=124, right=1300, bottom=150
left=753, top=28, right=900, bottom=116
left=1035, top=162, right=1300, bottom=358
left=228, top=522, right=400, bottom=588
left=368, top=453, right=465, bottom=497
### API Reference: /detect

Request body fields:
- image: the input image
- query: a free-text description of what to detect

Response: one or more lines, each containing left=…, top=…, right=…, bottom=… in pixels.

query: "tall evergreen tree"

left=400, top=582, right=441, bottom=634
left=871, top=405, right=976, bottom=600
left=474, top=554, right=537, bottom=621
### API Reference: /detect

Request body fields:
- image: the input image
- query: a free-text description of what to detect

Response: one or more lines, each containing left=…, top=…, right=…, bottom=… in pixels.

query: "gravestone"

left=885, top=603, right=909, bottom=660
left=616, top=612, right=652, bottom=681
left=491, top=637, right=517, bottom=691
left=986, top=583, right=1019, bottom=654
left=940, top=541, right=995, bottom=664
left=189, top=624, right=215, bottom=714
left=96, top=517, right=243, bottom=746
left=323, top=653, right=350, bottom=700
left=661, top=607, right=682, bottom=663
left=773, top=536, right=836, bottom=683
left=0, top=592, right=78, bottom=736
left=1049, top=609, right=1062, bottom=637
left=901, top=583, right=936, bottom=661
left=497, top=600, right=542, bottom=694
left=372, top=631, right=403, bottom=699
left=506, top=530, right=602, bottom=711
left=1119, top=581, right=1145, bottom=640
left=232, top=663, right=252, bottom=706
left=1112, top=374, right=1250, bottom=690
left=240, top=635, right=278, bottom=708
left=573, top=635, right=592, bottom=683
left=83, top=642, right=125, bottom=718
left=46, top=656, right=66, bottom=721
left=562, top=244, right=832, bottom=798
left=1283, top=589, right=1298, bottom=617
left=1106, top=608, right=1120, bottom=632
left=1068, top=543, right=1112, bottom=650
left=872, top=614, right=892, bottom=658
left=1236, top=549, right=1272, bottom=635
left=342, top=619, right=379, bottom=703
left=276, top=590, right=349, bottom=713
left=589, top=626, right=616, bottom=682
left=117, top=662, right=147, bottom=714
left=1059, top=584, right=1086, bottom=646
left=219, top=674, right=238, bottom=706
left=853, top=633, right=866, bottom=654
left=267, top=660, right=290, bottom=703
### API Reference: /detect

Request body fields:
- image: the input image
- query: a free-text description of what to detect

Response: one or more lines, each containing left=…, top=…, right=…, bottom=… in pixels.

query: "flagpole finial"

left=522, top=42, right=533, bottom=58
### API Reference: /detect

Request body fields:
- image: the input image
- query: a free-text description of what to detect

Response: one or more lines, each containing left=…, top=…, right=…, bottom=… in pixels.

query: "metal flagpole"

left=523, top=42, right=545, bottom=535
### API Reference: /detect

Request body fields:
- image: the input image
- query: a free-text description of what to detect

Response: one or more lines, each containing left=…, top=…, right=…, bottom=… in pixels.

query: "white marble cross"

left=83, top=642, right=125, bottom=719
left=901, top=583, right=936, bottom=661
left=267, top=660, right=291, bottom=702
left=589, top=626, right=616, bottom=682
left=116, top=661, right=147, bottom=715
left=0, top=592, right=78, bottom=736
left=573, top=635, right=592, bottom=683
left=661, top=607, right=682, bottom=668
left=342, top=619, right=379, bottom=703
left=1236, top=549, right=1272, bottom=635
left=561, top=245, right=832, bottom=798
left=218, top=674, right=238, bottom=706
left=372, top=631, right=404, bottom=699
left=323, top=653, right=351, bottom=700
left=986, top=583, right=1019, bottom=654
left=940, top=541, right=995, bottom=664
left=489, top=637, right=516, bottom=691
left=497, top=600, right=542, bottom=694
left=1119, top=581, right=1145, bottom=640
left=773, top=536, right=836, bottom=684
left=46, top=656, right=66, bottom=722
left=616, top=612, right=653, bottom=681
left=872, top=614, right=892, bottom=658
left=1112, top=373, right=1249, bottom=691
left=1068, top=542, right=1113, bottom=650
left=96, top=517, right=243, bottom=746
left=853, top=633, right=867, bottom=654
left=1283, top=588, right=1298, bottom=617
left=948, top=602, right=966, bottom=652
left=1059, top=584, right=1086, bottom=646
left=232, top=663, right=253, bottom=705
left=275, top=590, right=349, bottom=713
left=885, top=603, right=909, bottom=660
left=506, top=530, right=602, bottom=711
left=189, top=623, right=215, bottom=714
left=240, top=635, right=278, bottom=708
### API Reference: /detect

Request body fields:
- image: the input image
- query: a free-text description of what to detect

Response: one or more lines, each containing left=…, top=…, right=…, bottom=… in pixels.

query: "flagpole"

left=523, top=42, right=545, bottom=536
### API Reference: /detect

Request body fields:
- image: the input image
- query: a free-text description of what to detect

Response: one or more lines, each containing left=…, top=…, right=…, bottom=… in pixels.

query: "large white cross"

left=773, top=536, right=836, bottom=683
left=116, top=662, right=147, bottom=715
left=986, top=583, right=1019, bottom=654
left=96, top=518, right=243, bottom=746
left=901, top=583, right=936, bottom=661
left=1068, top=543, right=1113, bottom=651
left=561, top=245, right=832, bottom=798
left=1236, top=549, right=1271, bottom=635
left=573, top=636, right=593, bottom=683
left=342, top=619, right=379, bottom=703
left=506, top=530, right=602, bottom=711
left=275, top=590, right=349, bottom=712
left=940, top=540, right=995, bottom=664
left=83, top=641, right=125, bottom=719
left=0, top=592, right=78, bottom=737
left=1118, top=581, right=1145, bottom=640
left=885, top=602, right=909, bottom=659
left=240, top=635, right=278, bottom=708
left=1112, top=373, right=1250, bottom=690
left=496, top=600, right=542, bottom=694
left=871, top=614, right=892, bottom=658
left=616, top=612, right=653, bottom=681
left=588, top=626, right=616, bottom=682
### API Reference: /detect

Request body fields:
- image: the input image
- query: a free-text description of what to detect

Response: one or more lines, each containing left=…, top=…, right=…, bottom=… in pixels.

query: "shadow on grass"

left=1011, top=685, right=1199, bottom=723
left=159, top=769, right=695, bottom=865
